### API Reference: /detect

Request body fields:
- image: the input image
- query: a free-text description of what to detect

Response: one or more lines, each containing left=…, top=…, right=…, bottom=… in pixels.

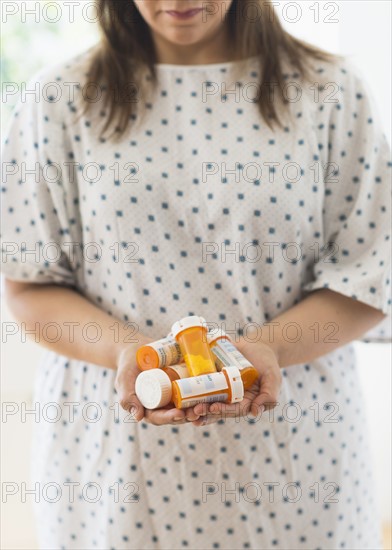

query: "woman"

left=2, top=0, right=390, bottom=548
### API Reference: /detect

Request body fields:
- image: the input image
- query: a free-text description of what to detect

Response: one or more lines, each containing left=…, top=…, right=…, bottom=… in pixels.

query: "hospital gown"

left=1, top=50, right=391, bottom=550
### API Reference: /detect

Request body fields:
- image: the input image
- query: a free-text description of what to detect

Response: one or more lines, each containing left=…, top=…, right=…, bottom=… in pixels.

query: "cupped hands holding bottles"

left=116, top=335, right=282, bottom=427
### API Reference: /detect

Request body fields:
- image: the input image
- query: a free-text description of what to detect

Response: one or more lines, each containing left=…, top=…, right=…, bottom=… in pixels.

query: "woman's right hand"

left=114, top=337, right=188, bottom=426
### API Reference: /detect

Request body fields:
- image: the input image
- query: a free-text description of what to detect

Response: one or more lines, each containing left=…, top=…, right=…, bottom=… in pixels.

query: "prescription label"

left=151, top=337, right=182, bottom=367
left=215, top=340, right=252, bottom=370
left=177, top=373, right=228, bottom=398
left=211, top=346, right=232, bottom=370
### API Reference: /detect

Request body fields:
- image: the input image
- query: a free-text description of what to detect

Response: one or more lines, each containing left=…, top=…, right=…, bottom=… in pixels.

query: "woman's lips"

left=165, top=8, right=204, bottom=20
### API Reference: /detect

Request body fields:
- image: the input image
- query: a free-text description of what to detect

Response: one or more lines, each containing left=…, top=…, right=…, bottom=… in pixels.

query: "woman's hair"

left=85, top=0, right=338, bottom=140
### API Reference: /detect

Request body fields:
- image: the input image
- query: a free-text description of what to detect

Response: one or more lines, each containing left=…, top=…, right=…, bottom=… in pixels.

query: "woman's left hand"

left=185, top=339, right=283, bottom=426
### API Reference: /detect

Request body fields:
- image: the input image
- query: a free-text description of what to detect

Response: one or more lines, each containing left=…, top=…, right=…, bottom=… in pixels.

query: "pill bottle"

left=207, top=329, right=259, bottom=390
left=136, top=333, right=182, bottom=371
left=172, top=366, right=244, bottom=409
left=135, top=364, right=189, bottom=410
left=135, top=369, right=173, bottom=409
left=161, top=363, right=189, bottom=382
left=171, top=316, right=217, bottom=377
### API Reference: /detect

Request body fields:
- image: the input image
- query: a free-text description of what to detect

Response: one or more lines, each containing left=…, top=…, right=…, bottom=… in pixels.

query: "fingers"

left=184, top=407, right=202, bottom=422
left=192, top=403, right=210, bottom=417
left=191, top=414, right=223, bottom=427
left=144, top=407, right=187, bottom=426
left=208, top=399, right=252, bottom=417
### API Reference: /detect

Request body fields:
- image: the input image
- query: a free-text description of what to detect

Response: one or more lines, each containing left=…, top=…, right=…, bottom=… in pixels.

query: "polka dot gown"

left=1, top=50, right=391, bottom=550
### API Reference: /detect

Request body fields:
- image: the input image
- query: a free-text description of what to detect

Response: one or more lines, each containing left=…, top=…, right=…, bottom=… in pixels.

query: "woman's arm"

left=4, top=280, right=187, bottom=424
left=249, top=288, right=386, bottom=368
left=4, top=279, right=140, bottom=370
left=189, top=289, right=386, bottom=424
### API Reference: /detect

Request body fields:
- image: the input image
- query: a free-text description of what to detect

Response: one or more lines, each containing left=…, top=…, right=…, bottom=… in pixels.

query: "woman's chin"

left=163, top=31, right=205, bottom=48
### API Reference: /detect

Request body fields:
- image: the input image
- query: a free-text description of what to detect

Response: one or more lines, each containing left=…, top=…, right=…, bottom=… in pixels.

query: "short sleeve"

left=303, top=61, right=392, bottom=340
left=1, top=73, right=79, bottom=287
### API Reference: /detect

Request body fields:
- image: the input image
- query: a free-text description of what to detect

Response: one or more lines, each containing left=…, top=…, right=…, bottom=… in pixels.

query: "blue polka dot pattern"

left=1, top=51, right=390, bottom=549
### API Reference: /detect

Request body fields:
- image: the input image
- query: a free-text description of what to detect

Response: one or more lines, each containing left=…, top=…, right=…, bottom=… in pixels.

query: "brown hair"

left=85, top=0, right=338, bottom=140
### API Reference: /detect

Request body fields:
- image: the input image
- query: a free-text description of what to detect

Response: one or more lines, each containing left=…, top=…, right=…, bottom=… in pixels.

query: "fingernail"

left=174, top=416, right=183, bottom=421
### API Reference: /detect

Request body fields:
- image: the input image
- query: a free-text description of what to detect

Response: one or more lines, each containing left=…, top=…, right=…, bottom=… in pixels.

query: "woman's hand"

left=114, top=337, right=187, bottom=425
left=186, top=339, right=282, bottom=426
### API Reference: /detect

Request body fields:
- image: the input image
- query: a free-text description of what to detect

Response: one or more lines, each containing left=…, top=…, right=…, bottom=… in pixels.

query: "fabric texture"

left=1, top=49, right=391, bottom=549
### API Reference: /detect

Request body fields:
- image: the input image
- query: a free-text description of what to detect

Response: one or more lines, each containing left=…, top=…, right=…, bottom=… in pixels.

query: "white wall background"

left=1, top=1, right=391, bottom=548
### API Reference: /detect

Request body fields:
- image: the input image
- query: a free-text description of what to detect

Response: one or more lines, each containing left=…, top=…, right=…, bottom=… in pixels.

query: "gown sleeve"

left=303, top=61, right=392, bottom=341
left=1, top=71, right=79, bottom=288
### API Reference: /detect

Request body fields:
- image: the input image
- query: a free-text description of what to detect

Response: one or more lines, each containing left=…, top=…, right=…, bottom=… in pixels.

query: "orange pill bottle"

left=161, top=363, right=189, bottom=382
left=172, top=366, right=244, bottom=409
left=136, top=334, right=182, bottom=371
left=207, top=329, right=259, bottom=390
left=171, top=316, right=217, bottom=377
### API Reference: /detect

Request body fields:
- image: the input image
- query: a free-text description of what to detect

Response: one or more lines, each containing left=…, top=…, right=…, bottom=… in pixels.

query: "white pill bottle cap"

left=171, top=315, right=208, bottom=339
left=135, top=370, right=172, bottom=409
left=222, top=366, right=244, bottom=403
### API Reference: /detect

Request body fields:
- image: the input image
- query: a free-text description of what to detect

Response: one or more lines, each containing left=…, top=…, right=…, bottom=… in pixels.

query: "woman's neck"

left=152, top=24, right=236, bottom=65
